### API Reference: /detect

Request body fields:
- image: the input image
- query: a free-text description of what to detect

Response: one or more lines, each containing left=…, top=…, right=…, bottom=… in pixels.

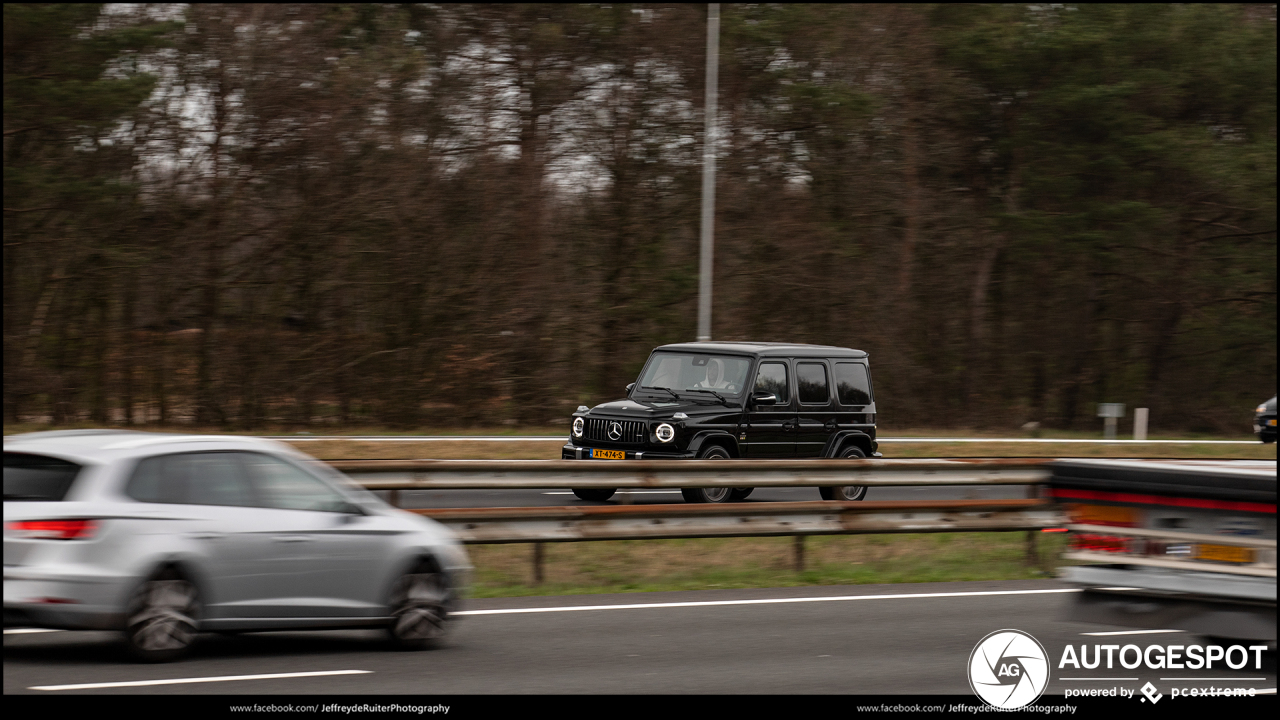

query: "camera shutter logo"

left=968, top=629, right=1049, bottom=709
left=608, top=422, right=623, bottom=441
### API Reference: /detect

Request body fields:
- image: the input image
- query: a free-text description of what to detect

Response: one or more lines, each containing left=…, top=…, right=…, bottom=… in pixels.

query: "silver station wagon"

left=3, top=430, right=470, bottom=661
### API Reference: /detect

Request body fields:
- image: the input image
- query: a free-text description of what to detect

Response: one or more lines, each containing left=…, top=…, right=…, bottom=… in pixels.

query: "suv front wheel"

left=681, top=445, right=736, bottom=503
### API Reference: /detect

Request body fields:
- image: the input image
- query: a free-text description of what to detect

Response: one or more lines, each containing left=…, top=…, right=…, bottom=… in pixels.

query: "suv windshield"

left=636, top=353, right=751, bottom=398
left=4, top=452, right=83, bottom=502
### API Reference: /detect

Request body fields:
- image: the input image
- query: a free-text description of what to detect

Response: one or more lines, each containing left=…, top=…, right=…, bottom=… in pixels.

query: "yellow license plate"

left=1196, top=544, right=1254, bottom=563
left=1068, top=504, right=1140, bottom=527
left=1269, top=419, right=1277, bottom=426
left=592, top=449, right=626, bottom=460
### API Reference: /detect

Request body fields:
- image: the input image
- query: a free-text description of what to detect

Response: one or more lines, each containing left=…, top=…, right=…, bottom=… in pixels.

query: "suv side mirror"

left=751, top=391, right=778, bottom=406
left=626, top=383, right=635, bottom=394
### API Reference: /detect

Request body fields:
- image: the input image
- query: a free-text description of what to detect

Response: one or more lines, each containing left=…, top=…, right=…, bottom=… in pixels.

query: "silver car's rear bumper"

left=4, top=568, right=131, bottom=630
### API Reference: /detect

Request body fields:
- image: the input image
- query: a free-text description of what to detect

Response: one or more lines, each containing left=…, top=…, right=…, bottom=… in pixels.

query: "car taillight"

left=9, top=519, right=99, bottom=540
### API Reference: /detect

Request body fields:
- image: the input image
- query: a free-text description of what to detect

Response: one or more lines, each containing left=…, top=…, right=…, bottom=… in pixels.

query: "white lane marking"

left=4, top=628, right=63, bottom=635
left=30, top=669, right=371, bottom=692
left=542, top=490, right=684, bottom=495
left=1081, top=629, right=1185, bottom=636
left=454, top=587, right=1080, bottom=616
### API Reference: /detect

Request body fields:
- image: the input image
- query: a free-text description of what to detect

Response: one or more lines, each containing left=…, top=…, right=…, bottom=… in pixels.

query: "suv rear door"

left=795, top=360, right=837, bottom=457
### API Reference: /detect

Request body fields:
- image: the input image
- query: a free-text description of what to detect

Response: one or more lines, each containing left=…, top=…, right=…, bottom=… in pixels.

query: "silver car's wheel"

left=387, top=563, right=450, bottom=650
left=124, top=570, right=200, bottom=662
left=820, top=446, right=868, bottom=501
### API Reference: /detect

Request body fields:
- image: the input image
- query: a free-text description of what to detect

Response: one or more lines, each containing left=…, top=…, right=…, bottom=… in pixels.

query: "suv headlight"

left=573, top=417, right=584, bottom=438
left=1258, top=404, right=1269, bottom=414
left=655, top=423, right=675, bottom=443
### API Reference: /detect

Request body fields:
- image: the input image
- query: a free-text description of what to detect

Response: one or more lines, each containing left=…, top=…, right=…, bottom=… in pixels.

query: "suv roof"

left=654, top=341, right=867, bottom=358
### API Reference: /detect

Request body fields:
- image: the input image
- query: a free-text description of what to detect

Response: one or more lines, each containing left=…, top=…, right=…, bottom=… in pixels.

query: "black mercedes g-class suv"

left=563, top=342, right=880, bottom=503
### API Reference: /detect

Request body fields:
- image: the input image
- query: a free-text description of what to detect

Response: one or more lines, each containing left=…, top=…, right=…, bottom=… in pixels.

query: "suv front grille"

left=584, top=418, right=646, bottom=445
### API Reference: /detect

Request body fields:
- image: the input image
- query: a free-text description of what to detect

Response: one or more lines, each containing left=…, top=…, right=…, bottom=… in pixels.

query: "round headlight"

left=573, top=417, right=584, bottom=437
left=655, top=423, right=675, bottom=443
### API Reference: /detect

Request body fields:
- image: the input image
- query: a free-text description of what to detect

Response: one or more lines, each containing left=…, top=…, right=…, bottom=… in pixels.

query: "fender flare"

left=686, top=431, right=740, bottom=458
left=821, top=431, right=874, bottom=458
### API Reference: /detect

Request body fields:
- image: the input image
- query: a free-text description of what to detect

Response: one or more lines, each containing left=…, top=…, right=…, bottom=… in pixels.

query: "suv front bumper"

left=562, top=443, right=696, bottom=460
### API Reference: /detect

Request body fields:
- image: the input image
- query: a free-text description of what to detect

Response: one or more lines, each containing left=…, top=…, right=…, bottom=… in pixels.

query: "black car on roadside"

left=1257, top=396, right=1277, bottom=443
left=563, top=342, right=880, bottom=503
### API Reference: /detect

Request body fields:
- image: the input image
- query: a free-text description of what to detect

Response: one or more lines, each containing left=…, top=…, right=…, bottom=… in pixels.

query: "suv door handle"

left=782, top=419, right=797, bottom=431
left=824, top=419, right=839, bottom=432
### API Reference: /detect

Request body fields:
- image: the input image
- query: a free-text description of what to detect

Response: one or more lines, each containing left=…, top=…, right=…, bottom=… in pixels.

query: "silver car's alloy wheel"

left=125, top=574, right=200, bottom=661
left=388, top=566, right=449, bottom=649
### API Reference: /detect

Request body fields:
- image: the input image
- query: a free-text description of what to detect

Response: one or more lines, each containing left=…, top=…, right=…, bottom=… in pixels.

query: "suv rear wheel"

left=682, top=445, right=735, bottom=503
left=820, top=445, right=868, bottom=501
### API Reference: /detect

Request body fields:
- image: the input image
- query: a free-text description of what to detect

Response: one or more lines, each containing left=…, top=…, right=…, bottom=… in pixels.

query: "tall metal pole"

left=697, top=3, right=719, bottom=342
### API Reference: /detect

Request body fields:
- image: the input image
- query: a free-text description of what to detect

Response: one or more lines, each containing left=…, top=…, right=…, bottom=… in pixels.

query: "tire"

left=571, top=489, right=616, bottom=501
left=123, top=568, right=201, bottom=662
left=387, top=560, right=451, bottom=650
left=821, top=445, right=868, bottom=502
left=682, top=445, right=734, bottom=503
left=729, top=488, right=754, bottom=501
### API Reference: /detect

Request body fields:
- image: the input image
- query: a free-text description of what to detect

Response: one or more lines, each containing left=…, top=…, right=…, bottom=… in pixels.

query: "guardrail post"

left=1024, top=484, right=1038, bottom=567
left=794, top=535, right=806, bottom=572
left=532, top=542, right=545, bottom=585
left=388, top=489, right=400, bottom=508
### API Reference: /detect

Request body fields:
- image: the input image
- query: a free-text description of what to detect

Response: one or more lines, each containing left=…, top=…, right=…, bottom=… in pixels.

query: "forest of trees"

left=4, top=4, right=1276, bottom=433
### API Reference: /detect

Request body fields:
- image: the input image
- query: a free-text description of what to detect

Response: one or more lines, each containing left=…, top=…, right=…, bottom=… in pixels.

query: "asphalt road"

left=6, top=579, right=1274, bottom=695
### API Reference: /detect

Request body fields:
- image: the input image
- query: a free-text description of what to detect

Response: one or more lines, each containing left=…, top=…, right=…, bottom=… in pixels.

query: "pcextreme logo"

left=969, top=629, right=1050, bottom=709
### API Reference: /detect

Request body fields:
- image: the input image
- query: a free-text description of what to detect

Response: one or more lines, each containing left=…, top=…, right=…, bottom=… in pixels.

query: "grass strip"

left=464, top=531, right=1071, bottom=599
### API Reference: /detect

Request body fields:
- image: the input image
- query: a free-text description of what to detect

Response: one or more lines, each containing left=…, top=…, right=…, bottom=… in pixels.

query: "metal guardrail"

left=328, top=458, right=1059, bottom=575
left=409, top=498, right=1063, bottom=544
left=331, top=458, right=1052, bottom=490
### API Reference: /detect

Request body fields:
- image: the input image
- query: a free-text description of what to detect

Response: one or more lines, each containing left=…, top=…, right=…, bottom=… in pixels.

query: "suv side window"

left=834, top=362, right=872, bottom=406
left=126, top=452, right=256, bottom=507
left=754, top=362, right=790, bottom=404
left=796, top=362, right=830, bottom=405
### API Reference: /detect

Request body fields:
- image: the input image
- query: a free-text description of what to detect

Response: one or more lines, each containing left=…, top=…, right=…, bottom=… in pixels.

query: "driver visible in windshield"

left=695, top=358, right=730, bottom=389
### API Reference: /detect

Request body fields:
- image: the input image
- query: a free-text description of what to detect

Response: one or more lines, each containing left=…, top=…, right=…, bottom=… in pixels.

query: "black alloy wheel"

left=819, top=445, right=869, bottom=501
left=682, top=445, right=735, bottom=503
left=572, top=489, right=617, bottom=501
left=387, top=560, right=451, bottom=650
left=124, top=568, right=201, bottom=662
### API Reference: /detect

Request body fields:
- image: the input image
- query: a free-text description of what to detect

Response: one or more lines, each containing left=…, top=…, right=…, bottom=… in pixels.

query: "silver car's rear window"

left=3, top=452, right=83, bottom=502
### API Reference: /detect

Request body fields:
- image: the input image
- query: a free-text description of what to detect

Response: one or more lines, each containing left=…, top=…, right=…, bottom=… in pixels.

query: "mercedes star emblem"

left=608, top=422, right=623, bottom=441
